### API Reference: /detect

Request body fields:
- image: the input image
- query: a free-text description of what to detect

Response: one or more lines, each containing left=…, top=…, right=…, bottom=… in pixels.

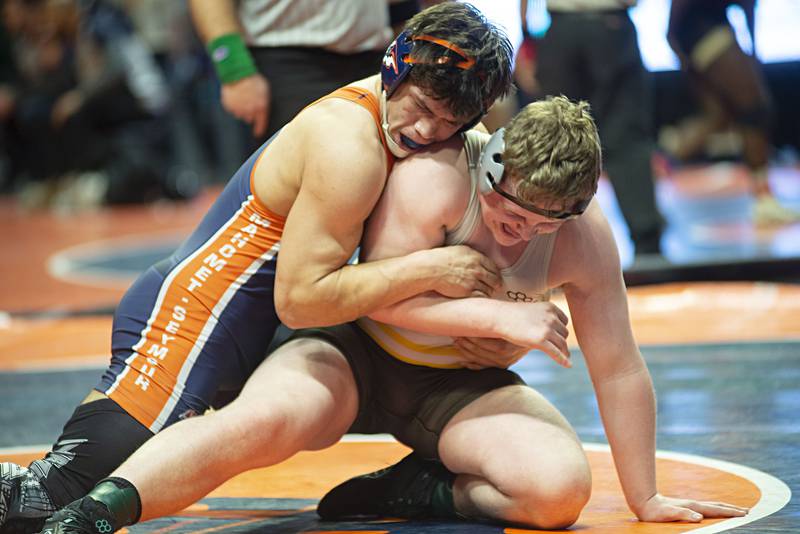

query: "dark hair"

left=404, top=2, right=513, bottom=122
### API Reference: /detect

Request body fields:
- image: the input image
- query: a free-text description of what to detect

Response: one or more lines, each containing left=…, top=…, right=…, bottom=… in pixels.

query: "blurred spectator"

left=191, top=0, right=406, bottom=145
left=534, top=0, right=665, bottom=257
left=665, top=0, right=799, bottom=225
left=58, top=0, right=173, bottom=205
left=1, top=0, right=182, bottom=209
left=465, top=0, right=521, bottom=133
left=0, top=3, right=19, bottom=189
left=514, top=0, right=543, bottom=104
left=120, top=0, right=244, bottom=189
left=1, top=0, right=78, bottom=197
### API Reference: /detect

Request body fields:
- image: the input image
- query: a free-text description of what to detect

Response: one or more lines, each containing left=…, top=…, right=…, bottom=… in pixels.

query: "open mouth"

left=400, top=134, right=424, bottom=151
left=501, top=223, right=520, bottom=239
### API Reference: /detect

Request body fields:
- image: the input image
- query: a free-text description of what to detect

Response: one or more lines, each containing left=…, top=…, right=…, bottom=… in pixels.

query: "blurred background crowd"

left=1, top=0, right=238, bottom=209
left=1, top=0, right=798, bottom=257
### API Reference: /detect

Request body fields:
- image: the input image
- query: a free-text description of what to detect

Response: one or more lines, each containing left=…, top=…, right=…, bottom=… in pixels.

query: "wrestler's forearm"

left=277, top=248, right=473, bottom=328
left=368, top=293, right=509, bottom=338
left=189, top=0, right=240, bottom=42
left=594, top=365, right=658, bottom=516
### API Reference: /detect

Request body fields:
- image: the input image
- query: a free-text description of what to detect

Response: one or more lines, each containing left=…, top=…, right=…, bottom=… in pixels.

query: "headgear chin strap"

left=379, top=91, right=412, bottom=159
left=381, top=30, right=484, bottom=132
left=478, top=128, right=506, bottom=194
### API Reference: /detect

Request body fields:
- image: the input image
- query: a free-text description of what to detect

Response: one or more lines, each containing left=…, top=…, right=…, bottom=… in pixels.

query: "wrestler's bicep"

left=276, top=158, right=386, bottom=291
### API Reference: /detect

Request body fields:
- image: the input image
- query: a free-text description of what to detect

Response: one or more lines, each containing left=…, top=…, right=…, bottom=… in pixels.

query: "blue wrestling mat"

left=128, top=497, right=501, bottom=533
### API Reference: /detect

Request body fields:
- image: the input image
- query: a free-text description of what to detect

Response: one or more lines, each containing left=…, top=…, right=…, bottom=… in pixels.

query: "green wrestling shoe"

left=38, top=478, right=141, bottom=534
left=317, top=452, right=456, bottom=521
left=38, top=497, right=115, bottom=534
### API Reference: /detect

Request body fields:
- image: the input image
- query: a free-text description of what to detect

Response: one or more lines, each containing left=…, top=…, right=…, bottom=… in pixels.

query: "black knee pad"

left=29, top=398, right=153, bottom=508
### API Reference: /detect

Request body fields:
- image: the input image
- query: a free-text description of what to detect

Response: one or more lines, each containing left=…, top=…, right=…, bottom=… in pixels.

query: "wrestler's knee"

left=505, top=460, right=591, bottom=529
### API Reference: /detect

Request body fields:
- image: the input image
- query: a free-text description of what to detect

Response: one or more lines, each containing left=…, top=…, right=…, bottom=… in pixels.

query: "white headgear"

left=478, top=128, right=506, bottom=193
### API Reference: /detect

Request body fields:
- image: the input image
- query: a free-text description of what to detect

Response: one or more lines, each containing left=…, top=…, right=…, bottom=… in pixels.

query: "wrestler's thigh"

left=230, top=337, right=359, bottom=450
left=438, top=385, right=590, bottom=493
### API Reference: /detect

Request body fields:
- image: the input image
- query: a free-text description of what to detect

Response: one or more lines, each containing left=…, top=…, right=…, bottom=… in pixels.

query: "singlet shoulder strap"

left=306, top=87, right=395, bottom=171
left=446, top=130, right=489, bottom=245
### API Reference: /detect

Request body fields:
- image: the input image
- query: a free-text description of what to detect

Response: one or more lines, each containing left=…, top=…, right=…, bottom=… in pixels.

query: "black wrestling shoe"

left=38, top=497, right=114, bottom=534
left=1, top=463, right=55, bottom=534
left=317, top=452, right=455, bottom=521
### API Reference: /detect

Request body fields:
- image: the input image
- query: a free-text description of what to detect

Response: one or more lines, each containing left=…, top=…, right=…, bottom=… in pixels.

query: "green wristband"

left=208, top=33, right=258, bottom=84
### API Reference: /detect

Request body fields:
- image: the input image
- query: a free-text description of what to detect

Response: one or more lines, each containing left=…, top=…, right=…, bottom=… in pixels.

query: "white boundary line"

left=0, top=445, right=52, bottom=455
left=341, top=437, right=791, bottom=532
left=2, top=439, right=790, bottom=532
left=618, top=444, right=793, bottom=533
left=46, top=231, right=183, bottom=289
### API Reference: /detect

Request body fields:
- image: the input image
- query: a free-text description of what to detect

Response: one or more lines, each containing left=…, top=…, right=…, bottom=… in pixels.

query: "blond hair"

left=503, top=96, right=601, bottom=206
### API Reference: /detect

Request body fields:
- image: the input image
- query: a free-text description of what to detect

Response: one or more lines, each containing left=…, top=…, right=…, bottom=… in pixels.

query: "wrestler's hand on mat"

left=498, top=301, right=571, bottom=368
left=635, top=493, right=749, bottom=523
left=221, top=73, right=270, bottom=137
left=454, top=337, right=528, bottom=370
left=432, top=245, right=501, bottom=298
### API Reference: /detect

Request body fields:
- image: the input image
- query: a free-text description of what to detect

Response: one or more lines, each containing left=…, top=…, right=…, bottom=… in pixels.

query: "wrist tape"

left=208, top=33, right=258, bottom=84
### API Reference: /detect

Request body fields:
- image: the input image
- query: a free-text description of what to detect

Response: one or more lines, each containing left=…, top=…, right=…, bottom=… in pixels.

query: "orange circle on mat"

left=1, top=439, right=782, bottom=534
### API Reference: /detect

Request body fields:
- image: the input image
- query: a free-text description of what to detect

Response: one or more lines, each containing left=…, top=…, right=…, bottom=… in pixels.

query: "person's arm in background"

left=514, top=0, right=541, bottom=99
left=189, top=0, right=269, bottom=137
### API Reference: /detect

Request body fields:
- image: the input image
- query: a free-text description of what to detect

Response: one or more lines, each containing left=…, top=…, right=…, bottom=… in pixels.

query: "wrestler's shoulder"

left=295, top=90, right=381, bottom=133
left=551, top=201, right=619, bottom=286
left=292, top=101, right=385, bottom=161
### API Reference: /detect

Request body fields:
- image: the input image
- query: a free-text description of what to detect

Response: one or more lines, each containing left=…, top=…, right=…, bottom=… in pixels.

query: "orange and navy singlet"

left=97, top=86, right=392, bottom=433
